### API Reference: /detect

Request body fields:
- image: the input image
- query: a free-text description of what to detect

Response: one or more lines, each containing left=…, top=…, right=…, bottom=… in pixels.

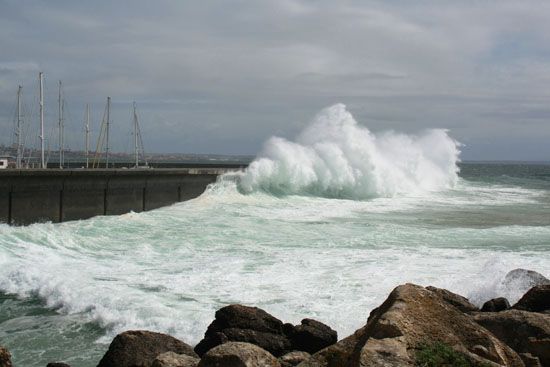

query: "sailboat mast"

left=85, top=104, right=90, bottom=169
left=39, top=72, right=45, bottom=169
left=105, top=96, right=111, bottom=168
left=58, top=80, right=64, bottom=168
left=133, top=102, right=138, bottom=168
left=16, top=85, right=23, bottom=169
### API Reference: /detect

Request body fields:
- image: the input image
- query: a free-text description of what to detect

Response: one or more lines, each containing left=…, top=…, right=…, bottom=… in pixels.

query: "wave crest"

left=238, top=103, right=460, bottom=199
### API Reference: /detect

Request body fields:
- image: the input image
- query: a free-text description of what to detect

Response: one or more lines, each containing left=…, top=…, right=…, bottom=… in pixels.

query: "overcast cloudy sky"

left=1, top=0, right=550, bottom=160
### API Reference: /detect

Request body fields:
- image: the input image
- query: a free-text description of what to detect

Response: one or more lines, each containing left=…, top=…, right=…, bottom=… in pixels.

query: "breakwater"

left=0, top=168, right=237, bottom=225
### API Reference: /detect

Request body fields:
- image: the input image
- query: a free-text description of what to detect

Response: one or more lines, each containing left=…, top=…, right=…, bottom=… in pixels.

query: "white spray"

left=239, top=104, right=461, bottom=199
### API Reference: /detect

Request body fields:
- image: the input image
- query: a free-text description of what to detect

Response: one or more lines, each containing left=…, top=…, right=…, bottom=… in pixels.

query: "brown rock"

left=426, top=286, right=479, bottom=313
left=299, top=284, right=524, bottom=367
left=519, top=353, right=542, bottom=367
left=481, top=297, right=511, bottom=312
left=513, top=284, right=550, bottom=312
left=0, top=346, right=12, bottom=367
left=278, top=351, right=310, bottom=367
left=152, top=352, right=199, bottom=367
left=473, top=310, right=550, bottom=366
left=97, top=330, right=197, bottom=367
left=198, top=342, right=281, bottom=367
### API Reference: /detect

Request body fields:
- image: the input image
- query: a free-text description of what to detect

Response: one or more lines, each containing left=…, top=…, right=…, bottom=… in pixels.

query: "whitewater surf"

left=1, top=105, right=549, bottom=366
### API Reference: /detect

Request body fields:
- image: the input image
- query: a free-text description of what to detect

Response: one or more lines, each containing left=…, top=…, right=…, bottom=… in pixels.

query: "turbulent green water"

left=1, top=105, right=549, bottom=366
left=0, top=162, right=549, bottom=366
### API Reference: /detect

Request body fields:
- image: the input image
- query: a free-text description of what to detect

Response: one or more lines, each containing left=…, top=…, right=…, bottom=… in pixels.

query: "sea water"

left=1, top=105, right=549, bottom=366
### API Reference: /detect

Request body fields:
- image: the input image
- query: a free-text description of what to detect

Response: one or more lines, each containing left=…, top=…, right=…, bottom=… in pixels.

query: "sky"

left=1, top=0, right=550, bottom=161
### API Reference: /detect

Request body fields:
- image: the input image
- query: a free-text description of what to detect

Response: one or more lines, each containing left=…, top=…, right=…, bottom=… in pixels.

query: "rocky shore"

left=1, top=268, right=548, bottom=367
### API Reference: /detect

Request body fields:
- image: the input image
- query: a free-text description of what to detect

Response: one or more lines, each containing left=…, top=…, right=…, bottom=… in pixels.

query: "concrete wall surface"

left=0, top=168, right=230, bottom=225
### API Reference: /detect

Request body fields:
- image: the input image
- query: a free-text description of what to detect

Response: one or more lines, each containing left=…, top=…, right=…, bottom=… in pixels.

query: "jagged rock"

left=278, top=351, right=310, bottom=367
left=152, top=352, right=199, bottom=367
left=197, top=342, right=281, bottom=367
left=46, top=363, right=71, bottom=367
left=426, top=286, right=479, bottom=313
left=195, top=304, right=336, bottom=357
left=0, top=346, right=12, bottom=367
left=512, top=284, right=550, bottom=312
left=97, top=330, right=197, bottom=367
left=289, top=319, right=337, bottom=354
left=473, top=310, right=550, bottom=367
left=298, top=284, right=524, bottom=367
left=481, top=297, right=511, bottom=312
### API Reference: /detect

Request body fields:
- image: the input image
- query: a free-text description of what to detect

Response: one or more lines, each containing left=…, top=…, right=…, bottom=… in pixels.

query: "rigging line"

left=93, top=101, right=108, bottom=168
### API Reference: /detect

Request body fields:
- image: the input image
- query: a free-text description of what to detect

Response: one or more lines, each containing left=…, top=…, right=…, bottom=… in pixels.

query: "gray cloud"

left=1, top=0, right=550, bottom=160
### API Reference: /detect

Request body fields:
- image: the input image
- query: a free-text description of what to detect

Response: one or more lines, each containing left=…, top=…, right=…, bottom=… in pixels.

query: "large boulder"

left=195, top=305, right=336, bottom=357
left=473, top=310, right=550, bottom=367
left=97, top=330, right=198, bottom=367
left=0, top=346, right=12, bottom=367
left=197, top=342, right=281, bottom=367
left=152, top=352, right=199, bottom=367
left=512, top=285, right=550, bottom=313
left=426, top=286, right=479, bottom=313
left=298, top=284, right=524, bottom=367
left=481, top=297, right=510, bottom=312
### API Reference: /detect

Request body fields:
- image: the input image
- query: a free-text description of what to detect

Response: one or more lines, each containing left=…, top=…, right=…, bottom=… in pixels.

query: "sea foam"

left=239, top=104, right=460, bottom=199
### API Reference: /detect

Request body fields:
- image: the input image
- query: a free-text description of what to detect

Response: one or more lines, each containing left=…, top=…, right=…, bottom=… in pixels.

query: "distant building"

left=0, top=155, right=15, bottom=169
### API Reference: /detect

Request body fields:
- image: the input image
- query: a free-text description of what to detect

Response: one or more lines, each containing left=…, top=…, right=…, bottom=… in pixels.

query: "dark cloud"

left=1, top=0, right=550, bottom=160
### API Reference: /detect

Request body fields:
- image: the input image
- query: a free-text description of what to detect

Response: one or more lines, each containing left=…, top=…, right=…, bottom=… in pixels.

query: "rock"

left=195, top=304, right=290, bottom=357
left=512, top=284, right=550, bottom=312
left=481, top=297, right=511, bottom=312
left=197, top=342, right=281, bottom=367
left=46, top=363, right=71, bottom=367
left=195, top=305, right=335, bottom=357
left=152, top=352, right=199, bottom=367
left=278, top=351, right=310, bottom=367
left=503, top=269, right=549, bottom=290
left=426, top=286, right=479, bottom=313
left=0, top=346, right=12, bottom=367
left=473, top=310, right=550, bottom=367
left=289, top=319, right=337, bottom=354
left=298, top=284, right=524, bottom=367
left=97, top=330, right=198, bottom=367
left=519, top=353, right=542, bottom=367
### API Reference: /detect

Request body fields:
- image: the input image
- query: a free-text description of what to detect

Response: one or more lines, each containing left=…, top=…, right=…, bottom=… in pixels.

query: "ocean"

left=1, top=104, right=549, bottom=366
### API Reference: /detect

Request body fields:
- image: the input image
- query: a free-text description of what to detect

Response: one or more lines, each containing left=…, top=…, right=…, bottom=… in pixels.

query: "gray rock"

left=195, top=304, right=336, bottom=358
left=289, top=319, right=337, bottom=354
left=152, top=352, right=199, bottom=367
left=46, top=363, right=71, bottom=367
left=97, top=330, right=197, bottom=367
left=198, top=342, right=281, bottom=367
left=503, top=269, right=549, bottom=291
left=481, top=297, right=510, bottom=312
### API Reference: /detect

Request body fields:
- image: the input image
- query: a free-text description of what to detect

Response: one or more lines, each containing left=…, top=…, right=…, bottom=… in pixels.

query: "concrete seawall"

left=0, top=168, right=236, bottom=225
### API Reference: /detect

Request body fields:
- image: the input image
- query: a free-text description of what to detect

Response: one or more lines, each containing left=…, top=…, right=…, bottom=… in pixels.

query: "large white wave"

left=239, top=104, right=461, bottom=199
